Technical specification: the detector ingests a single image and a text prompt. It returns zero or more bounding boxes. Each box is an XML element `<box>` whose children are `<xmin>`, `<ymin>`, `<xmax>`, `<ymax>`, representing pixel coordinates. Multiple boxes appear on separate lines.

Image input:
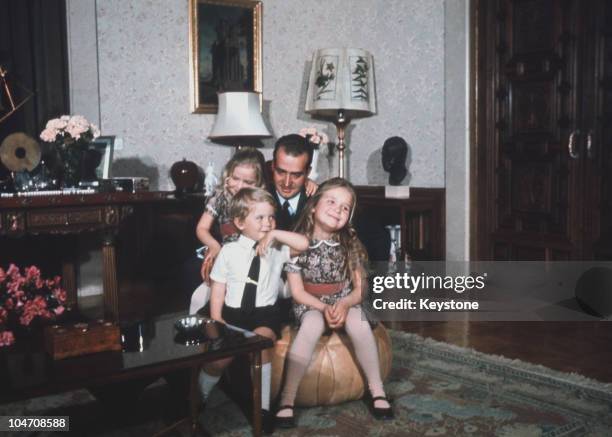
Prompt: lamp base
<box><xmin>333</xmin><ymin>111</ymin><xmax>349</xmax><ymax>179</ymax></box>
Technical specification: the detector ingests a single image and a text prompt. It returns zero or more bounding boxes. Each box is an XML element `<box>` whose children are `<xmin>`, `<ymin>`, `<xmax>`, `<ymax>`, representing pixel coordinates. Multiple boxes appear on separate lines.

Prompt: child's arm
<box><xmin>196</xmin><ymin>212</ymin><xmax>222</xmax><ymax>253</ymax></box>
<box><xmin>256</xmin><ymin>230</ymin><xmax>309</xmax><ymax>257</ymax></box>
<box><xmin>196</xmin><ymin>212</ymin><xmax>222</xmax><ymax>281</ymax></box>
<box><xmin>209</xmin><ymin>280</ymin><xmax>227</xmax><ymax>324</ymax></box>
<box><xmin>328</xmin><ymin>268</ymin><xmax>365</xmax><ymax>328</ymax></box>
<box><xmin>287</xmin><ymin>272</ymin><xmax>329</xmax><ymax>313</ymax></box>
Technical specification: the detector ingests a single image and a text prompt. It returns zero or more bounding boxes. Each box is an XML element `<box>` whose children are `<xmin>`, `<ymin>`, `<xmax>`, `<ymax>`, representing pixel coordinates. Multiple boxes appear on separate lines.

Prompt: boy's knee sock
<box><xmin>198</xmin><ymin>369</ymin><xmax>221</xmax><ymax>401</ymax></box>
<box><xmin>261</xmin><ymin>363</ymin><xmax>271</xmax><ymax>411</ymax></box>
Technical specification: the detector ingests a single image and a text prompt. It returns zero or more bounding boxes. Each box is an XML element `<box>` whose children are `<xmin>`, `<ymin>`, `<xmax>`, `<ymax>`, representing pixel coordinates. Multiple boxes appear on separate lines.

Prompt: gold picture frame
<box><xmin>189</xmin><ymin>0</ymin><xmax>262</xmax><ymax>113</ymax></box>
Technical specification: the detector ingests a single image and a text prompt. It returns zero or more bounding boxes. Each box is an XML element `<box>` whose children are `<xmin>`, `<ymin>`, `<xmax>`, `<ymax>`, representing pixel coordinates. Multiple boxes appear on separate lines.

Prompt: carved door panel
<box><xmin>475</xmin><ymin>0</ymin><xmax>611</xmax><ymax>260</ymax></box>
<box><xmin>586</xmin><ymin>0</ymin><xmax>612</xmax><ymax>259</ymax></box>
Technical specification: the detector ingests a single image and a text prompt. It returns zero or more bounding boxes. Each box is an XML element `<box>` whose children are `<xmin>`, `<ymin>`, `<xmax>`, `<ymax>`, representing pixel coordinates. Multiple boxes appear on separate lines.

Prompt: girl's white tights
<box><xmin>277</xmin><ymin>307</ymin><xmax>388</xmax><ymax>416</ymax></box>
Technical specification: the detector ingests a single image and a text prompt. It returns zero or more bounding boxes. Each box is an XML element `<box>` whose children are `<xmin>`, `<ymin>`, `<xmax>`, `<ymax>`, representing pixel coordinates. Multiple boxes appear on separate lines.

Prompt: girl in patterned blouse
<box><xmin>275</xmin><ymin>178</ymin><xmax>393</xmax><ymax>428</ymax></box>
<box><xmin>189</xmin><ymin>147</ymin><xmax>266</xmax><ymax>314</ymax></box>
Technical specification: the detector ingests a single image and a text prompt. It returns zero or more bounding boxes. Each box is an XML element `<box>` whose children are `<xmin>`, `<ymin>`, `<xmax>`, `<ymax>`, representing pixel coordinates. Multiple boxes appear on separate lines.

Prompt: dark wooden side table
<box><xmin>0</xmin><ymin>191</ymin><xmax>184</xmax><ymax>321</ymax></box>
<box><xmin>355</xmin><ymin>186</ymin><xmax>446</xmax><ymax>260</ymax></box>
<box><xmin>0</xmin><ymin>313</ymin><xmax>273</xmax><ymax>436</ymax></box>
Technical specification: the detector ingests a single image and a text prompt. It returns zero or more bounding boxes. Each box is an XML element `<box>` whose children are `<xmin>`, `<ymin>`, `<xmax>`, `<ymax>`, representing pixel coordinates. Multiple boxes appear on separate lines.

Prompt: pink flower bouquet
<box><xmin>39</xmin><ymin>115</ymin><xmax>101</xmax><ymax>188</ymax></box>
<box><xmin>298</xmin><ymin>127</ymin><xmax>329</xmax><ymax>150</ymax></box>
<box><xmin>40</xmin><ymin>115</ymin><xmax>100</xmax><ymax>144</ymax></box>
<box><xmin>0</xmin><ymin>264</ymin><xmax>67</xmax><ymax>347</ymax></box>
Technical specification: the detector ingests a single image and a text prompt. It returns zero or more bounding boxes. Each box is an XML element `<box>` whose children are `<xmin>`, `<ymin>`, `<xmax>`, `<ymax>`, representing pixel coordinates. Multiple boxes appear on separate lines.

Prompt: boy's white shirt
<box><xmin>209</xmin><ymin>234</ymin><xmax>291</xmax><ymax>308</ymax></box>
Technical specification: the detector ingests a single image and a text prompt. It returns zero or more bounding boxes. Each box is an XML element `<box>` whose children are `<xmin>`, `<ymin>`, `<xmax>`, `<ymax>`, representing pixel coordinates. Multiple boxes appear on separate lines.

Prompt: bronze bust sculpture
<box><xmin>381</xmin><ymin>136</ymin><xmax>408</xmax><ymax>185</ymax></box>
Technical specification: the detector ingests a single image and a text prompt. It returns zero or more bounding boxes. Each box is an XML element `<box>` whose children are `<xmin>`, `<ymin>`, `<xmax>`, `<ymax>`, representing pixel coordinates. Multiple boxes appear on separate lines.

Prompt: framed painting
<box><xmin>189</xmin><ymin>0</ymin><xmax>262</xmax><ymax>113</ymax></box>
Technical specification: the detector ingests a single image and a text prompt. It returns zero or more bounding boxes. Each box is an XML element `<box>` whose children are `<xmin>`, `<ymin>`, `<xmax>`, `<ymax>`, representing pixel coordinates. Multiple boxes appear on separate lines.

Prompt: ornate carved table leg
<box><xmin>61</xmin><ymin>260</ymin><xmax>77</xmax><ymax>307</ymax></box>
<box><xmin>102</xmin><ymin>230</ymin><xmax>119</xmax><ymax>321</ymax></box>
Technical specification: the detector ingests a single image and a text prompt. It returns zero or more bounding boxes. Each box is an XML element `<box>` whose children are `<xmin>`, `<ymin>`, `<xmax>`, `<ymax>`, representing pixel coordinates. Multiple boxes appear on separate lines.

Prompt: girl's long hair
<box><xmin>293</xmin><ymin>177</ymin><xmax>368</xmax><ymax>277</ymax></box>
<box><xmin>220</xmin><ymin>147</ymin><xmax>267</xmax><ymax>192</ymax></box>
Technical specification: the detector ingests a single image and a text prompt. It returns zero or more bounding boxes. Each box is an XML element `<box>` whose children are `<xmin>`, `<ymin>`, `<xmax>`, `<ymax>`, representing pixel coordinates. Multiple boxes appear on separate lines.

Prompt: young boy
<box><xmin>198</xmin><ymin>187</ymin><xmax>308</xmax><ymax>427</ymax></box>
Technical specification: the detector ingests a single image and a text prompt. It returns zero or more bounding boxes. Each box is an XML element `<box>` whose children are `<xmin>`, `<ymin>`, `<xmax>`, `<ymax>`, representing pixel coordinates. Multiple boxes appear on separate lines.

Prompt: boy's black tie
<box><xmin>241</xmin><ymin>242</ymin><xmax>260</xmax><ymax>313</ymax></box>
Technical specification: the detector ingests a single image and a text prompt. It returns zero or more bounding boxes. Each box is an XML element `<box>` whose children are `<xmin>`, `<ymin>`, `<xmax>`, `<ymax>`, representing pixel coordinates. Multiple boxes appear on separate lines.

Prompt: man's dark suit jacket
<box><xmin>269</xmin><ymin>185</ymin><xmax>308</xmax><ymax>231</ymax></box>
<box><xmin>268</xmin><ymin>185</ymin><xmax>308</xmax><ymax>325</ymax></box>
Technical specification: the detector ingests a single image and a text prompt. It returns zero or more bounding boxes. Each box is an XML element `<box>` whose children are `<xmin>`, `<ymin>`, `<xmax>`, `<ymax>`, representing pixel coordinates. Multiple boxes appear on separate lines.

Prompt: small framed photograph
<box><xmin>188</xmin><ymin>0</ymin><xmax>263</xmax><ymax>113</ymax></box>
<box><xmin>89</xmin><ymin>135</ymin><xmax>114</xmax><ymax>179</ymax></box>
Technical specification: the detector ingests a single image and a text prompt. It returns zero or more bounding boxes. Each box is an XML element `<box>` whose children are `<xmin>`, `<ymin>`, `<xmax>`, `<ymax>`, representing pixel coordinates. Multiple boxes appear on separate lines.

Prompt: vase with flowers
<box><xmin>0</xmin><ymin>264</ymin><xmax>68</xmax><ymax>347</ymax></box>
<box><xmin>40</xmin><ymin>115</ymin><xmax>100</xmax><ymax>188</ymax></box>
<box><xmin>298</xmin><ymin>127</ymin><xmax>329</xmax><ymax>181</ymax></box>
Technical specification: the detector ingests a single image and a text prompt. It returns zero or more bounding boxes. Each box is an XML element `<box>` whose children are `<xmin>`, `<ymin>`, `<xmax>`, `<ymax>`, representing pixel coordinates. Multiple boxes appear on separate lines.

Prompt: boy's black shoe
<box><xmin>262</xmin><ymin>409</ymin><xmax>275</xmax><ymax>435</ymax></box>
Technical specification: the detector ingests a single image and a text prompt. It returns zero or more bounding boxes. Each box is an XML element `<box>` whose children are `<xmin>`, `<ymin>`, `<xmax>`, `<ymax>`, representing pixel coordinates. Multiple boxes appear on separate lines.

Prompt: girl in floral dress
<box><xmin>189</xmin><ymin>147</ymin><xmax>266</xmax><ymax>314</ymax></box>
<box><xmin>275</xmin><ymin>178</ymin><xmax>393</xmax><ymax>428</ymax></box>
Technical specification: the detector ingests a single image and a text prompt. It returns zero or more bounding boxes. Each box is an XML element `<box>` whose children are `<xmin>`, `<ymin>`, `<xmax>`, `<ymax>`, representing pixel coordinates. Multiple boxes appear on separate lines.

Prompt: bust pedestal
<box><xmin>385</xmin><ymin>185</ymin><xmax>411</xmax><ymax>199</ymax></box>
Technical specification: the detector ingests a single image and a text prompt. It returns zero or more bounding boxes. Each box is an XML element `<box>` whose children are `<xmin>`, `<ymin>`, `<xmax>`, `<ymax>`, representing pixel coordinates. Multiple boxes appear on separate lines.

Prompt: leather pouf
<box><xmin>271</xmin><ymin>323</ymin><xmax>392</xmax><ymax>406</ymax></box>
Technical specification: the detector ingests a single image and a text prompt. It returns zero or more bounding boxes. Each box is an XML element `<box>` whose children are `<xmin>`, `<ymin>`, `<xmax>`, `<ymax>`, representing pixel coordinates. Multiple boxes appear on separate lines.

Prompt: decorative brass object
<box><xmin>0</xmin><ymin>65</ymin><xmax>33</xmax><ymax>125</ymax></box>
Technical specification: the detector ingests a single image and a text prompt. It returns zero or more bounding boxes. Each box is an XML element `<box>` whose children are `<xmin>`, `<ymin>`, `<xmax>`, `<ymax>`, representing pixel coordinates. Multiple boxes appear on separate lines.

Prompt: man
<box><xmin>269</xmin><ymin>134</ymin><xmax>391</xmax><ymax>262</ymax></box>
<box><xmin>266</xmin><ymin>134</ymin><xmax>316</xmax><ymax>330</ymax></box>
<box><xmin>269</xmin><ymin>134</ymin><xmax>313</xmax><ymax>231</ymax></box>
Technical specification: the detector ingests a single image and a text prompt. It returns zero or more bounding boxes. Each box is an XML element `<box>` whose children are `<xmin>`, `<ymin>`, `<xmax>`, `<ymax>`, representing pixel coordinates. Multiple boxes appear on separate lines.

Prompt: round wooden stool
<box><xmin>271</xmin><ymin>323</ymin><xmax>392</xmax><ymax>406</ymax></box>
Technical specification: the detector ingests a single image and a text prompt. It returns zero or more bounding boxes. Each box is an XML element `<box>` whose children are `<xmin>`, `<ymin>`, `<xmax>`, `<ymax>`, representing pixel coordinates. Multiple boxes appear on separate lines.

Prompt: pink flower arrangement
<box><xmin>40</xmin><ymin>114</ymin><xmax>100</xmax><ymax>144</ymax></box>
<box><xmin>0</xmin><ymin>264</ymin><xmax>67</xmax><ymax>347</ymax></box>
<box><xmin>298</xmin><ymin>127</ymin><xmax>329</xmax><ymax>150</ymax></box>
<box><xmin>298</xmin><ymin>127</ymin><xmax>329</xmax><ymax>181</ymax></box>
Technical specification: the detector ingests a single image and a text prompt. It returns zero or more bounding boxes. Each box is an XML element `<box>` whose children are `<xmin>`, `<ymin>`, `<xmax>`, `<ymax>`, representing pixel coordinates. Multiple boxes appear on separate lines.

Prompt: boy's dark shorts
<box><xmin>222</xmin><ymin>303</ymin><xmax>282</xmax><ymax>338</ymax></box>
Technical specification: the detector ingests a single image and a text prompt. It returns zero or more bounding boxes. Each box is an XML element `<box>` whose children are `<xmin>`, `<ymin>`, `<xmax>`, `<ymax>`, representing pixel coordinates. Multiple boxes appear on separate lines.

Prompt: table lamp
<box><xmin>304</xmin><ymin>48</ymin><xmax>376</xmax><ymax>178</ymax></box>
<box><xmin>209</xmin><ymin>91</ymin><xmax>272</xmax><ymax>149</ymax></box>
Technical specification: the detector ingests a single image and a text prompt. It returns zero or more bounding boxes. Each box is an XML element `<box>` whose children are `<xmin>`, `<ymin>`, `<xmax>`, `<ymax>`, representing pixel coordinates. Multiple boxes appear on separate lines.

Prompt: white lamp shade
<box><xmin>305</xmin><ymin>48</ymin><xmax>377</xmax><ymax>118</ymax></box>
<box><xmin>209</xmin><ymin>92</ymin><xmax>271</xmax><ymax>139</ymax></box>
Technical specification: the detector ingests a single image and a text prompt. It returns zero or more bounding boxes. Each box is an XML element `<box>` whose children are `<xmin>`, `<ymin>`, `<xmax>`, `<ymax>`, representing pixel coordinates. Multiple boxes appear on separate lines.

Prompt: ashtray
<box><xmin>174</xmin><ymin>316</ymin><xmax>222</xmax><ymax>346</ymax></box>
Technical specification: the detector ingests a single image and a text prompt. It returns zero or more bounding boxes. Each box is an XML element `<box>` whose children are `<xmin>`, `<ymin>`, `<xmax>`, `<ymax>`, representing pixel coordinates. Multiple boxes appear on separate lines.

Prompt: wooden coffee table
<box><xmin>0</xmin><ymin>313</ymin><xmax>274</xmax><ymax>436</ymax></box>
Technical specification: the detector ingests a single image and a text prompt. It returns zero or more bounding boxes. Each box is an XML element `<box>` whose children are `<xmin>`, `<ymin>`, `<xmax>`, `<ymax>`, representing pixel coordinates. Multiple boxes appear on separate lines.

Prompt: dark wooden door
<box><xmin>586</xmin><ymin>1</ymin><xmax>612</xmax><ymax>259</ymax></box>
<box><xmin>474</xmin><ymin>0</ymin><xmax>612</xmax><ymax>260</ymax></box>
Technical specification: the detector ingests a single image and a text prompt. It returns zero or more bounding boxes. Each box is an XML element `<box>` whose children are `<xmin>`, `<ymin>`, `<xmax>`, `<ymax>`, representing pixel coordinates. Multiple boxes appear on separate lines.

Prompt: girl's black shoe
<box><xmin>274</xmin><ymin>405</ymin><xmax>296</xmax><ymax>429</ymax></box>
<box><xmin>368</xmin><ymin>396</ymin><xmax>394</xmax><ymax>420</ymax></box>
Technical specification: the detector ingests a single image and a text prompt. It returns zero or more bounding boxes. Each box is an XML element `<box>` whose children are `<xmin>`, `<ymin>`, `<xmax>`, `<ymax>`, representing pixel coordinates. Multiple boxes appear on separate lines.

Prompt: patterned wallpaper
<box><xmin>75</xmin><ymin>0</ymin><xmax>445</xmax><ymax>190</ymax></box>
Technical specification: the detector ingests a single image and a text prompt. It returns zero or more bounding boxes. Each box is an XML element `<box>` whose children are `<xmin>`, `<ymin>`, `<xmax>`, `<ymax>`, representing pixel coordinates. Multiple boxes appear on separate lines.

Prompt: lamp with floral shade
<box><xmin>304</xmin><ymin>48</ymin><xmax>377</xmax><ymax>179</ymax></box>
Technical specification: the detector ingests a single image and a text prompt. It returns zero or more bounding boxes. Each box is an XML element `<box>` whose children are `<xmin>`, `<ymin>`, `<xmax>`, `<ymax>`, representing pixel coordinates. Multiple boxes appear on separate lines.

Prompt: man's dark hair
<box><xmin>273</xmin><ymin>134</ymin><xmax>313</xmax><ymax>168</ymax></box>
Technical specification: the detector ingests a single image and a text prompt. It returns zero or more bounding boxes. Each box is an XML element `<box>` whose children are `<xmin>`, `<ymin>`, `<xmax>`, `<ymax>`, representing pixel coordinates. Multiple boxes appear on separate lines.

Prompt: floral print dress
<box><xmin>196</xmin><ymin>189</ymin><xmax>239</xmax><ymax>259</ymax></box>
<box><xmin>285</xmin><ymin>239</ymin><xmax>362</xmax><ymax>324</ymax></box>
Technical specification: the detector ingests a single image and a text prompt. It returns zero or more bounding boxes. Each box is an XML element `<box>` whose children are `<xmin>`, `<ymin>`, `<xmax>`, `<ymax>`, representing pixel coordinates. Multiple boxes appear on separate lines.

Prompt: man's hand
<box><xmin>305</xmin><ymin>179</ymin><xmax>318</xmax><ymax>197</ymax></box>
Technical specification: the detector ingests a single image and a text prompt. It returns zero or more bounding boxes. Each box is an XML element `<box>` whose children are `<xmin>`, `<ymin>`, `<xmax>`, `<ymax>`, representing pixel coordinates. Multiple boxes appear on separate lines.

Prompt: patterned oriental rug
<box><xmin>1</xmin><ymin>331</ymin><xmax>611</xmax><ymax>436</ymax></box>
